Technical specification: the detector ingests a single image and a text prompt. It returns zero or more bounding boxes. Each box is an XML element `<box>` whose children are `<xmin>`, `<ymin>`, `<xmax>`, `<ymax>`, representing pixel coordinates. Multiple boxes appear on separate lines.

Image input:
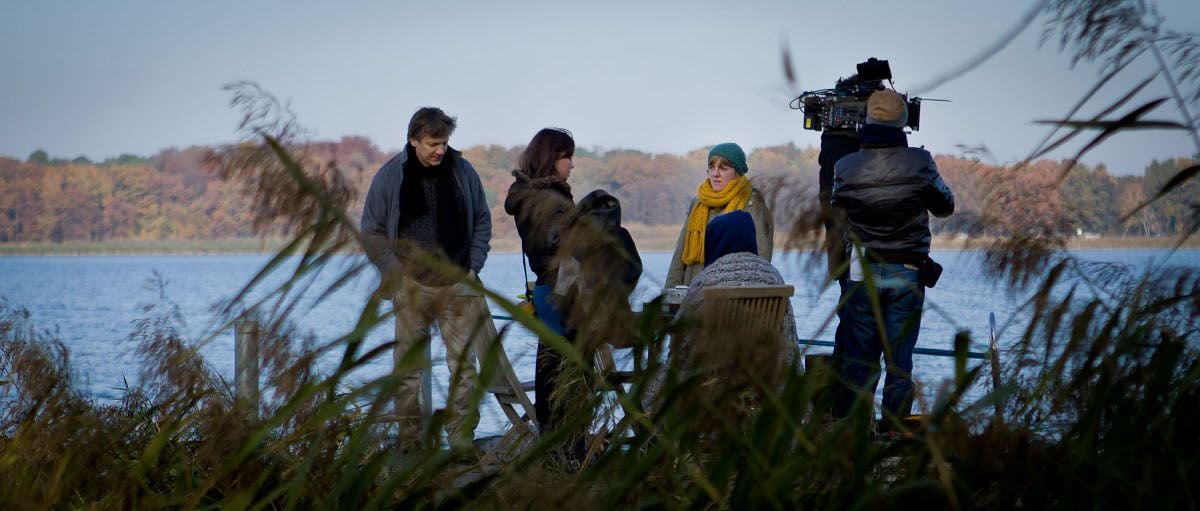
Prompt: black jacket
<box><xmin>569</xmin><ymin>189</ymin><xmax>643</xmax><ymax>291</ymax></box>
<box><xmin>831</xmin><ymin>146</ymin><xmax>955</xmax><ymax>255</ymax></box>
<box><xmin>557</xmin><ymin>190</ymin><xmax>643</xmax><ymax>338</ymax></box>
<box><xmin>503</xmin><ymin>170</ymin><xmax>574</xmax><ymax>286</ymax></box>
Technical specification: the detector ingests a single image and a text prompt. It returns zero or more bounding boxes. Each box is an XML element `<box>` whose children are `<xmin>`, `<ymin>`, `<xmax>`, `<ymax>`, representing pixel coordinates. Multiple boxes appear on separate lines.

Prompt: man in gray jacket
<box><xmin>360</xmin><ymin>106</ymin><xmax>493</xmax><ymax>450</ymax></box>
<box><xmin>831</xmin><ymin>90</ymin><xmax>955</xmax><ymax>428</ymax></box>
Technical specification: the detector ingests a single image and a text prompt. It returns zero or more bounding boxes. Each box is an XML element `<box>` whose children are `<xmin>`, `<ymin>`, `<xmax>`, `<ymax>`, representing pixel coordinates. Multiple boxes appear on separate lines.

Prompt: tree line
<box><xmin>1</xmin><ymin>137</ymin><xmax>1195</xmax><ymax>244</ymax></box>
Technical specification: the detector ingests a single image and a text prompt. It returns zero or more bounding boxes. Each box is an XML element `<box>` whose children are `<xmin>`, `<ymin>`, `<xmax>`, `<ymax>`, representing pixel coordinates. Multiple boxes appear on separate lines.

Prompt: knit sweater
<box><xmin>678</xmin><ymin>251</ymin><xmax>797</xmax><ymax>345</ymax></box>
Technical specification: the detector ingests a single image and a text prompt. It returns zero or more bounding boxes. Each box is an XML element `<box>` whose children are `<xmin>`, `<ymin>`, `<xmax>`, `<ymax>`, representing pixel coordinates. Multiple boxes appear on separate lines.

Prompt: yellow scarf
<box><xmin>681</xmin><ymin>175</ymin><xmax>752</xmax><ymax>265</ymax></box>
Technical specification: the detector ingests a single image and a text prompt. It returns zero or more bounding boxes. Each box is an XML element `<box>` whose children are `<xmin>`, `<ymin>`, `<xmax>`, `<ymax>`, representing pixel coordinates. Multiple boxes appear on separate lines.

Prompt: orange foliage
<box><xmin>1</xmin><ymin>139</ymin><xmax>1188</xmax><ymax>244</ymax></box>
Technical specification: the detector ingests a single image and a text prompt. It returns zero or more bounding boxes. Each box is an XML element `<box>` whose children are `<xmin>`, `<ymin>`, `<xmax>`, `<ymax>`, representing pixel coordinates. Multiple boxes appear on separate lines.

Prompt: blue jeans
<box><xmin>833</xmin><ymin>263</ymin><xmax>925</xmax><ymax>420</ymax></box>
<box><xmin>532</xmin><ymin>284</ymin><xmax>568</xmax><ymax>432</ymax></box>
<box><xmin>532</xmin><ymin>284</ymin><xmax>568</xmax><ymax>336</ymax></box>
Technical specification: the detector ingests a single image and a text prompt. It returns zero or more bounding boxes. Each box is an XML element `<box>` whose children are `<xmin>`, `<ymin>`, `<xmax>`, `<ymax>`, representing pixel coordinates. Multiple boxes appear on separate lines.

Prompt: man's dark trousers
<box><xmin>833</xmin><ymin>262</ymin><xmax>924</xmax><ymax>421</ymax></box>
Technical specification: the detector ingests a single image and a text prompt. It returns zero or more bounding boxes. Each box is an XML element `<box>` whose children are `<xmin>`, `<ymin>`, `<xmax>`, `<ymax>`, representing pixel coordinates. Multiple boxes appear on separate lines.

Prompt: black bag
<box><xmin>918</xmin><ymin>257</ymin><xmax>943</xmax><ymax>288</ymax></box>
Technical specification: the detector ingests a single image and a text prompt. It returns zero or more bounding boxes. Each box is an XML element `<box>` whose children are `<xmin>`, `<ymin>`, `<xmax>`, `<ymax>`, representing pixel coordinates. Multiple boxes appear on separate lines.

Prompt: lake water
<box><xmin>2</xmin><ymin>248</ymin><xmax>1198</xmax><ymax>437</ymax></box>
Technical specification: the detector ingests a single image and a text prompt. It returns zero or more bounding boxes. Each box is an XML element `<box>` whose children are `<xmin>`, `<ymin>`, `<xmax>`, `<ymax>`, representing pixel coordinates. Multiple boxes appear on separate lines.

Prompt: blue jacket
<box><xmin>832</xmin><ymin>146</ymin><xmax>954</xmax><ymax>255</ymax></box>
<box><xmin>360</xmin><ymin>148</ymin><xmax>492</xmax><ymax>279</ymax></box>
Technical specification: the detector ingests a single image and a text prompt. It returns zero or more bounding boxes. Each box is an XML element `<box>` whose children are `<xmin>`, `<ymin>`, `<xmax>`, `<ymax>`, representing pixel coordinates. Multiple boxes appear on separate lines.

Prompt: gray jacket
<box><xmin>360</xmin><ymin>148</ymin><xmax>492</xmax><ymax>278</ymax></box>
<box><xmin>831</xmin><ymin>146</ymin><xmax>954</xmax><ymax>254</ymax></box>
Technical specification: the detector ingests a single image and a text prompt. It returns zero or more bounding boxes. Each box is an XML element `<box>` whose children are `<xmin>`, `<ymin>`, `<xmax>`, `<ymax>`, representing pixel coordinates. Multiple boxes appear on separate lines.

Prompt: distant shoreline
<box><xmin>2</xmin><ymin>233</ymin><xmax>1197</xmax><ymax>256</ymax></box>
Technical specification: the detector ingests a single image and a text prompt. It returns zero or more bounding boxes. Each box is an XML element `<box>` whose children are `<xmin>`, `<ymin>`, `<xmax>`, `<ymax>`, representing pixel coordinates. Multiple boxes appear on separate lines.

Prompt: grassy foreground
<box><xmin>2</xmin><ymin>135</ymin><xmax>1198</xmax><ymax>507</ymax></box>
<box><xmin>3</xmin><ymin>240</ymin><xmax>1199</xmax><ymax>509</ymax></box>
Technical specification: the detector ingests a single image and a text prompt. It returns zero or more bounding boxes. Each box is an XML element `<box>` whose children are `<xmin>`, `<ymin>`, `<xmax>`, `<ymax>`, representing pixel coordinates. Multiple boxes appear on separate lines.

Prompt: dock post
<box><xmin>234</xmin><ymin>316</ymin><xmax>261</xmax><ymax>417</ymax></box>
<box><xmin>989</xmin><ymin>312</ymin><xmax>1003</xmax><ymax>426</ymax></box>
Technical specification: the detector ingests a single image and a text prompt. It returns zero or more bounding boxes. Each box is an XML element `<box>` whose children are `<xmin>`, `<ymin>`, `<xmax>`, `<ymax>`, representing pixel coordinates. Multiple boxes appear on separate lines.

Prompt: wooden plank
<box><xmin>702</xmin><ymin>285</ymin><xmax>794</xmax><ymax>301</ymax></box>
<box><xmin>472</xmin><ymin>315</ymin><xmax>538</xmax><ymax>433</ymax></box>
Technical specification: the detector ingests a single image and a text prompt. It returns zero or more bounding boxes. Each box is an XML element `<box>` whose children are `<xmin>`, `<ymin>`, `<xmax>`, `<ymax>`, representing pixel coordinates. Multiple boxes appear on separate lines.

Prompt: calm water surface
<box><xmin>3</xmin><ymin>249</ymin><xmax>1198</xmax><ymax>437</ymax></box>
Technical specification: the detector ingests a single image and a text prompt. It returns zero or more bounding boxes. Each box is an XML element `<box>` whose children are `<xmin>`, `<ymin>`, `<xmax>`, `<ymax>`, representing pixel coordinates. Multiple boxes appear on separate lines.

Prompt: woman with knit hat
<box><xmin>664</xmin><ymin>142</ymin><xmax>774</xmax><ymax>288</ymax></box>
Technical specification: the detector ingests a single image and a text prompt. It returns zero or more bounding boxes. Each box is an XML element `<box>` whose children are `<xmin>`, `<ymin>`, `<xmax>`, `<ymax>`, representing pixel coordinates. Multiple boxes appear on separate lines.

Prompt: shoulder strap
<box><xmin>521</xmin><ymin>240</ymin><xmax>533</xmax><ymax>297</ymax></box>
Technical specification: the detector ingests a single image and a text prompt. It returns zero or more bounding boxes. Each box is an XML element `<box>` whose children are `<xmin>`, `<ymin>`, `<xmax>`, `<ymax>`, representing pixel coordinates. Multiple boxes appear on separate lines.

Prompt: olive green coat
<box><xmin>665</xmin><ymin>187</ymin><xmax>773</xmax><ymax>288</ymax></box>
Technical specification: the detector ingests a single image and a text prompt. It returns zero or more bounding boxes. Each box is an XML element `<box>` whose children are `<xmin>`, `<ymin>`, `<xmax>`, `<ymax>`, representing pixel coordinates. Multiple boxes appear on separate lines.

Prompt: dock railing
<box><xmin>487</xmin><ymin>314</ymin><xmax>994</xmax><ymax>360</ymax></box>
<box><xmin>230</xmin><ymin>312</ymin><xmax>997</xmax><ymax>421</ymax></box>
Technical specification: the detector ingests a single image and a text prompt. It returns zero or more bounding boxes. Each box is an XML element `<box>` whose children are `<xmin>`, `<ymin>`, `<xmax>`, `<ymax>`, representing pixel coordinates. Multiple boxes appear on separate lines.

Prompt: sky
<box><xmin>1</xmin><ymin>0</ymin><xmax>1198</xmax><ymax>175</ymax></box>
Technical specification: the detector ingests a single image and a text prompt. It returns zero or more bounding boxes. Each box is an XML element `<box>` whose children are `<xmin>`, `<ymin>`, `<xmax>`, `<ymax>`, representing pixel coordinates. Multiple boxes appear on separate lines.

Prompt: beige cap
<box><xmin>866</xmin><ymin>90</ymin><xmax>908</xmax><ymax>128</ymax></box>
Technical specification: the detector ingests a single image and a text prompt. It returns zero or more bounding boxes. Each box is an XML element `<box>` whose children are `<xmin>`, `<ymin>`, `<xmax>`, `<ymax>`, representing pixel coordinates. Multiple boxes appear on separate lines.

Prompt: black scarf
<box><xmin>399</xmin><ymin>145</ymin><xmax>469</xmax><ymax>268</ymax></box>
<box><xmin>859</xmin><ymin>124</ymin><xmax>909</xmax><ymax>148</ymax></box>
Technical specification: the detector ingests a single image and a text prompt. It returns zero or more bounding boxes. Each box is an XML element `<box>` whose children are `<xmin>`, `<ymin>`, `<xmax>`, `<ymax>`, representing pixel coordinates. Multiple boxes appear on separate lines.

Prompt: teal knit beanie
<box><xmin>708</xmin><ymin>142</ymin><xmax>748</xmax><ymax>175</ymax></box>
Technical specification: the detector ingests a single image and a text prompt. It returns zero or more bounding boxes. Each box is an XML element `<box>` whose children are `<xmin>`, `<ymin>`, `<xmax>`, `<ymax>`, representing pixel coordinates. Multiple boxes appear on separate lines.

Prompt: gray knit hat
<box><xmin>865</xmin><ymin>90</ymin><xmax>908</xmax><ymax>128</ymax></box>
<box><xmin>708</xmin><ymin>142</ymin><xmax>748</xmax><ymax>175</ymax></box>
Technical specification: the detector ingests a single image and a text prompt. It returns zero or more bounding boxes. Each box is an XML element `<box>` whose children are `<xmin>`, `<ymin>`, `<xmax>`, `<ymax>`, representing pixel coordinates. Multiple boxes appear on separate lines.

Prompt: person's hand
<box><xmin>376</xmin><ymin>265</ymin><xmax>406</xmax><ymax>300</ymax></box>
<box><xmin>454</xmin><ymin>269</ymin><xmax>482</xmax><ymax>297</ymax></box>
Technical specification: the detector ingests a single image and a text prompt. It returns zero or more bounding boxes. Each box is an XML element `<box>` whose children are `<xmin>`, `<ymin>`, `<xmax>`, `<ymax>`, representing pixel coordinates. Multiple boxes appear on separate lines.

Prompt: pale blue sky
<box><xmin>2</xmin><ymin>0</ymin><xmax>1197</xmax><ymax>174</ymax></box>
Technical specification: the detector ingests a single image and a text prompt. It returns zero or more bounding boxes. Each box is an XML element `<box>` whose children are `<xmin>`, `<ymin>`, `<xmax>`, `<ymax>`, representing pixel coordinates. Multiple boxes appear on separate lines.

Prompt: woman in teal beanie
<box><xmin>664</xmin><ymin>142</ymin><xmax>774</xmax><ymax>288</ymax></box>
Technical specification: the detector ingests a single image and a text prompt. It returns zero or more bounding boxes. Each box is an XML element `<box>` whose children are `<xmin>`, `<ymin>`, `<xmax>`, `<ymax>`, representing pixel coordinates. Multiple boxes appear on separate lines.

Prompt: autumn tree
<box><xmin>0</xmin><ymin>136</ymin><xmax>1191</xmax><ymax>245</ymax></box>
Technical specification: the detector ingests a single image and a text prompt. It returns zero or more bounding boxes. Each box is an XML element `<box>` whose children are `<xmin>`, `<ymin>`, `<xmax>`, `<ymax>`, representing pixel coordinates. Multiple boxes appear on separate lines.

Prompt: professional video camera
<box><xmin>791</xmin><ymin>58</ymin><xmax>923</xmax><ymax>132</ymax></box>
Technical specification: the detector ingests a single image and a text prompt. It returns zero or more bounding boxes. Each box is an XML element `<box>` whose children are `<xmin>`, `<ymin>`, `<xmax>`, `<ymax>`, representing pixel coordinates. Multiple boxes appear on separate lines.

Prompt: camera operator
<box><xmin>829</xmin><ymin>90</ymin><xmax>955</xmax><ymax>428</ymax></box>
<box><xmin>818</xmin><ymin>129</ymin><xmax>859</xmax><ymax>283</ymax></box>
